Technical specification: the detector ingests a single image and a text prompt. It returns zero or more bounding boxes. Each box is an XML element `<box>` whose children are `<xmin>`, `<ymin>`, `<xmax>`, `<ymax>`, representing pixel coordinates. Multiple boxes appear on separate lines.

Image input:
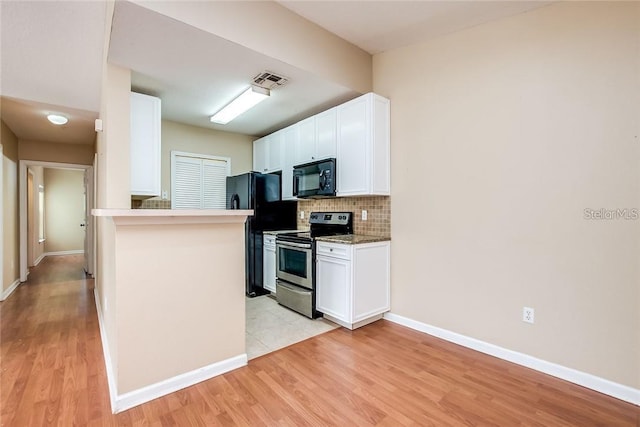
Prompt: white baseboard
<box><xmin>383</xmin><ymin>312</ymin><xmax>640</xmax><ymax>406</ymax></box>
<box><xmin>0</xmin><ymin>279</ymin><xmax>21</xmax><ymax>301</ymax></box>
<box><xmin>114</xmin><ymin>354</ymin><xmax>247</xmax><ymax>413</ymax></box>
<box><xmin>93</xmin><ymin>289</ymin><xmax>118</xmax><ymax>412</ymax></box>
<box><xmin>44</xmin><ymin>250</ymin><xmax>85</xmax><ymax>257</ymax></box>
<box><xmin>33</xmin><ymin>250</ymin><xmax>84</xmax><ymax>267</ymax></box>
<box><xmin>93</xmin><ymin>289</ymin><xmax>247</xmax><ymax>414</ymax></box>
<box><xmin>33</xmin><ymin>253</ymin><xmax>45</xmax><ymax>266</ymax></box>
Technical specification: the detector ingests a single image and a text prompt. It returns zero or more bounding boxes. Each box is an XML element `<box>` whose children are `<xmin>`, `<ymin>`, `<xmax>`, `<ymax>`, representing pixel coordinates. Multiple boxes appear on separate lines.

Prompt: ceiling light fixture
<box><xmin>210</xmin><ymin>85</ymin><xmax>270</xmax><ymax>124</ymax></box>
<box><xmin>47</xmin><ymin>114</ymin><xmax>68</xmax><ymax>125</ymax></box>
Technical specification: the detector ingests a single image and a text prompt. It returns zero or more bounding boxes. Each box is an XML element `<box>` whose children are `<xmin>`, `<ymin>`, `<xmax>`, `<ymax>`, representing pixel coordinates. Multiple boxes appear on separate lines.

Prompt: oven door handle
<box><xmin>277</xmin><ymin>241</ymin><xmax>312</xmax><ymax>250</ymax></box>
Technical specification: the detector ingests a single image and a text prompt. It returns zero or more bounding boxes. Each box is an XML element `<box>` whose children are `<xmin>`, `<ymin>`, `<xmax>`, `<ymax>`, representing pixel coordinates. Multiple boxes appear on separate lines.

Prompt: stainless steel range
<box><xmin>275</xmin><ymin>212</ymin><xmax>353</xmax><ymax>318</ymax></box>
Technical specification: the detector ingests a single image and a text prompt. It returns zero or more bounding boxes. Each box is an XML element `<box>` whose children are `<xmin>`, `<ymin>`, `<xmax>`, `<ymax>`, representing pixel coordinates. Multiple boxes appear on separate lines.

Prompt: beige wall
<box><xmin>2</xmin><ymin>120</ymin><xmax>19</xmax><ymax>294</ymax></box>
<box><xmin>43</xmin><ymin>168</ymin><xmax>85</xmax><ymax>253</ymax></box>
<box><xmin>133</xmin><ymin>0</ymin><xmax>372</xmax><ymax>94</ymax></box>
<box><xmin>95</xmin><ymin>57</ymin><xmax>132</xmax><ymax>388</ymax></box>
<box><xmin>374</xmin><ymin>2</ymin><xmax>640</xmax><ymax>388</ymax></box>
<box><xmin>96</xmin><ymin>64</ymin><xmax>248</xmax><ymax>396</ymax></box>
<box><xmin>19</xmin><ymin>140</ymin><xmax>95</xmax><ymax>165</ymax></box>
<box><xmin>116</xmin><ymin>222</ymin><xmax>245</xmax><ymax>393</ymax></box>
<box><xmin>159</xmin><ymin>120</ymin><xmax>253</xmax><ymax>199</ymax></box>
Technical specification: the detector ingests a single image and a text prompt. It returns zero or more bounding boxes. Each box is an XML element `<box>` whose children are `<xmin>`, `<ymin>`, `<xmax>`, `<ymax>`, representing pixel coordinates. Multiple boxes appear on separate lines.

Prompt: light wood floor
<box><xmin>1</xmin><ymin>256</ymin><xmax>637</xmax><ymax>426</ymax></box>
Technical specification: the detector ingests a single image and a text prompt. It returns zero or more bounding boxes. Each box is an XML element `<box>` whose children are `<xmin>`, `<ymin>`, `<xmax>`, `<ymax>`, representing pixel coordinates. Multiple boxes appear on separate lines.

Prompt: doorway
<box><xmin>27</xmin><ymin>169</ymin><xmax>35</xmax><ymax>266</ymax></box>
<box><xmin>19</xmin><ymin>161</ymin><xmax>94</xmax><ymax>282</ymax></box>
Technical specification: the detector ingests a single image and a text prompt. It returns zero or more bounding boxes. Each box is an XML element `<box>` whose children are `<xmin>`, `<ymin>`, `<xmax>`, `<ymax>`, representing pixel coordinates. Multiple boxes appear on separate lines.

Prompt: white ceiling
<box><xmin>0</xmin><ymin>97</ymin><xmax>97</xmax><ymax>145</ymax></box>
<box><xmin>278</xmin><ymin>1</ymin><xmax>554</xmax><ymax>55</ymax></box>
<box><xmin>108</xmin><ymin>1</ymin><xmax>358</xmax><ymax>137</ymax></box>
<box><xmin>0</xmin><ymin>0</ymin><xmax>555</xmax><ymax>144</ymax></box>
<box><xmin>0</xmin><ymin>1</ymin><xmax>104</xmax><ymax>145</ymax></box>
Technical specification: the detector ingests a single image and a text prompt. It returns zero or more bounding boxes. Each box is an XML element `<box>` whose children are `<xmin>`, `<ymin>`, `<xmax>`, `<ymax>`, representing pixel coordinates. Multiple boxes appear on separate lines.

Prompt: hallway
<box><xmin>1</xmin><ymin>256</ymin><xmax>637</xmax><ymax>426</ymax></box>
<box><xmin>0</xmin><ymin>255</ymin><xmax>111</xmax><ymax>425</ymax></box>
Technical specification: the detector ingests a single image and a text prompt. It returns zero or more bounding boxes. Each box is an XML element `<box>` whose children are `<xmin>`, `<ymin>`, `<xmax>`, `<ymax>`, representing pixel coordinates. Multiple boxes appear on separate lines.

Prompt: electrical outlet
<box><xmin>523</xmin><ymin>307</ymin><xmax>535</xmax><ymax>324</ymax></box>
<box><xmin>161</xmin><ymin>190</ymin><xmax>168</xmax><ymax>200</ymax></box>
<box><xmin>299</xmin><ymin>211</ymin><xmax>304</xmax><ymax>219</ymax></box>
<box><xmin>362</xmin><ymin>210</ymin><xmax>368</xmax><ymax>221</ymax></box>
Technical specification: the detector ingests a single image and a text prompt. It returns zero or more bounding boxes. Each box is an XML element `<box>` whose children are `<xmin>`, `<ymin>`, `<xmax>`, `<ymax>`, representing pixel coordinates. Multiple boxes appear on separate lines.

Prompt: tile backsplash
<box><xmin>132</xmin><ymin>195</ymin><xmax>391</xmax><ymax>238</ymax></box>
<box><xmin>297</xmin><ymin>196</ymin><xmax>390</xmax><ymax>237</ymax></box>
<box><xmin>131</xmin><ymin>199</ymin><xmax>171</xmax><ymax>209</ymax></box>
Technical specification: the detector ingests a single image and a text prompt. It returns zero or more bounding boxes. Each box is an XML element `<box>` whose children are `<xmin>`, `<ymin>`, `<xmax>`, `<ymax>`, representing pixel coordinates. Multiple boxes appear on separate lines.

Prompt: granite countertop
<box><xmin>315</xmin><ymin>234</ymin><xmax>391</xmax><ymax>245</ymax></box>
<box><xmin>92</xmin><ymin>208</ymin><xmax>253</xmax><ymax>226</ymax></box>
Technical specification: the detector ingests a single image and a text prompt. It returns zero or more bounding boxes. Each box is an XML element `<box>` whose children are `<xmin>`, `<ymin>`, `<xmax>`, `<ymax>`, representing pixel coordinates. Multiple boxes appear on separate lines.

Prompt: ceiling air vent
<box><xmin>252</xmin><ymin>71</ymin><xmax>289</xmax><ymax>90</ymax></box>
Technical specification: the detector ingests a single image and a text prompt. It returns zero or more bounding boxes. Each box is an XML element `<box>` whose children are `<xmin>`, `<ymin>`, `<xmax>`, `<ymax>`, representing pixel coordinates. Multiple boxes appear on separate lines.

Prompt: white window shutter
<box><xmin>202</xmin><ymin>159</ymin><xmax>227</xmax><ymax>209</ymax></box>
<box><xmin>171</xmin><ymin>151</ymin><xmax>231</xmax><ymax>209</ymax></box>
<box><xmin>173</xmin><ymin>156</ymin><xmax>203</xmax><ymax>209</ymax></box>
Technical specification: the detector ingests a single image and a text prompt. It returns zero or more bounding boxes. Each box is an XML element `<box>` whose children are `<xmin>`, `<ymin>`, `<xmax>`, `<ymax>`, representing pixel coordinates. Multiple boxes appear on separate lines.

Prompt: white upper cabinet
<box><xmin>295</xmin><ymin>116</ymin><xmax>316</xmax><ymax>165</ymax></box>
<box><xmin>130</xmin><ymin>92</ymin><xmax>161</xmax><ymax>198</ymax></box>
<box><xmin>252</xmin><ymin>136</ymin><xmax>268</xmax><ymax>173</ymax></box>
<box><xmin>253</xmin><ymin>131</ymin><xmax>284</xmax><ymax>174</ymax></box>
<box><xmin>281</xmin><ymin>125</ymin><xmax>298</xmax><ymax>200</ymax></box>
<box><xmin>268</xmin><ymin>131</ymin><xmax>284</xmax><ymax>172</ymax></box>
<box><xmin>315</xmin><ymin>107</ymin><xmax>337</xmax><ymax>160</ymax></box>
<box><xmin>294</xmin><ymin>108</ymin><xmax>337</xmax><ymax>165</ymax></box>
<box><xmin>336</xmin><ymin>93</ymin><xmax>390</xmax><ymax>197</ymax></box>
<box><xmin>253</xmin><ymin>92</ymin><xmax>390</xmax><ymax>198</ymax></box>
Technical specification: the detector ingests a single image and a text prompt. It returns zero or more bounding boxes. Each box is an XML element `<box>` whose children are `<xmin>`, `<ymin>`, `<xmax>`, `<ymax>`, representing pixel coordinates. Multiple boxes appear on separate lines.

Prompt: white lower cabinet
<box><xmin>263</xmin><ymin>235</ymin><xmax>276</xmax><ymax>293</ymax></box>
<box><xmin>316</xmin><ymin>240</ymin><xmax>390</xmax><ymax>329</ymax></box>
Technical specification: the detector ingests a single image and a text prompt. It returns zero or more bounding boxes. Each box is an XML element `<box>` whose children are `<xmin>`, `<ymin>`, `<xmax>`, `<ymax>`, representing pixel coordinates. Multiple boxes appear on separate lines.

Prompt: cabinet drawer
<box><xmin>316</xmin><ymin>242</ymin><xmax>350</xmax><ymax>260</ymax></box>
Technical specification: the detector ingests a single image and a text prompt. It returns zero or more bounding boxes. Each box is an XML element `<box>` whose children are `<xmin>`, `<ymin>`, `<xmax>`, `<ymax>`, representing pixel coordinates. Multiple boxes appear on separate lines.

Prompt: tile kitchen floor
<box><xmin>246</xmin><ymin>294</ymin><xmax>339</xmax><ymax>360</ymax></box>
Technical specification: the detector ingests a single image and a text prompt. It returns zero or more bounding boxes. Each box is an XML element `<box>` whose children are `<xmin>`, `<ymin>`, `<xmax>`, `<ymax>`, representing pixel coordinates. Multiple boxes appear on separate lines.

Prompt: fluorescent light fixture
<box><xmin>47</xmin><ymin>114</ymin><xmax>68</xmax><ymax>125</ymax></box>
<box><xmin>210</xmin><ymin>86</ymin><xmax>270</xmax><ymax>124</ymax></box>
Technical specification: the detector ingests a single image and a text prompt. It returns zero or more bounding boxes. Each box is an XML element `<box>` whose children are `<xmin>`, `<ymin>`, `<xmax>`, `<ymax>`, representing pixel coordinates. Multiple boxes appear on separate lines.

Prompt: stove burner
<box><xmin>276</xmin><ymin>211</ymin><xmax>353</xmax><ymax>244</ymax></box>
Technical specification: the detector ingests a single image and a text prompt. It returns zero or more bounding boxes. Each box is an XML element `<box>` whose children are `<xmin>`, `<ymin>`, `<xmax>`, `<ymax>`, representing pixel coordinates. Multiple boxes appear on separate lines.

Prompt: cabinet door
<box><xmin>315</xmin><ymin>108</ymin><xmax>337</xmax><ymax>160</ymax></box>
<box><xmin>253</xmin><ymin>137</ymin><xmax>268</xmax><ymax>173</ymax></box>
<box><xmin>295</xmin><ymin>117</ymin><xmax>316</xmax><ymax>165</ymax></box>
<box><xmin>352</xmin><ymin>243</ymin><xmax>390</xmax><ymax>322</ymax></box>
<box><xmin>316</xmin><ymin>255</ymin><xmax>351</xmax><ymax>322</ymax></box>
<box><xmin>281</xmin><ymin>126</ymin><xmax>297</xmax><ymax>200</ymax></box>
<box><xmin>267</xmin><ymin>131</ymin><xmax>284</xmax><ymax>172</ymax></box>
<box><xmin>337</xmin><ymin>96</ymin><xmax>369</xmax><ymax>196</ymax></box>
<box><xmin>263</xmin><ymin>245</ymin><xmax>276</xmax><ymax>293</ymax></box>
<box><xmin>130</xmin><ymin>92</ymin><xmax>161</xmax><ymax>197</ymax></box>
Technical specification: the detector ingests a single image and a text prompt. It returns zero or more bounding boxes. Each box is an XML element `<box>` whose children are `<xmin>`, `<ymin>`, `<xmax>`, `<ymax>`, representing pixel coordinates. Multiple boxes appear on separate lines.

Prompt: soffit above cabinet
<box><xmin>108</xmin><ymin>1</ymin><xmax>360</xmax><ymax>137</ymax></box>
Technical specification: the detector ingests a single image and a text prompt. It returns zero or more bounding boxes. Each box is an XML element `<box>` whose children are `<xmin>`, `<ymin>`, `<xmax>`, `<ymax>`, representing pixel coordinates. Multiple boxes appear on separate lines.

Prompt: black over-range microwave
<box><xmin>293</xmin><ymin>158</ymin><xmax>336</xmax><ymax>198</ymax></box>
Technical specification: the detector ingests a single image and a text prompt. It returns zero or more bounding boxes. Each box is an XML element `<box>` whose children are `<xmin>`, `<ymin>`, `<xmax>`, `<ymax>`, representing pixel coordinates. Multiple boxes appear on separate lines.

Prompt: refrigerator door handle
<box><xmin>230</xmin><ymin>194</ymin><xmax>240</xmax><ymax>210</ymax></box>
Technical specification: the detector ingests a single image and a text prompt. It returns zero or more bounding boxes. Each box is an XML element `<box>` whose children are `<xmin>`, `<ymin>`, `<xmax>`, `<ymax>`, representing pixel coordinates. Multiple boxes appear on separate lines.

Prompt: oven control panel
<box><xmin>309</xmin><ymin>212</ymin><xmax>352</xmax><ymax>225</ymax></box>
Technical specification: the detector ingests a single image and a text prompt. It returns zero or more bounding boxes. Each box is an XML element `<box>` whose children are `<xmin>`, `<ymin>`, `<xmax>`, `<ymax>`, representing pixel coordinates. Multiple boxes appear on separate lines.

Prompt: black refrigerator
<box><xmin>226</xmin><ymin>172</ymin><xmax>297</xmax><ymax>297</ymax></box>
